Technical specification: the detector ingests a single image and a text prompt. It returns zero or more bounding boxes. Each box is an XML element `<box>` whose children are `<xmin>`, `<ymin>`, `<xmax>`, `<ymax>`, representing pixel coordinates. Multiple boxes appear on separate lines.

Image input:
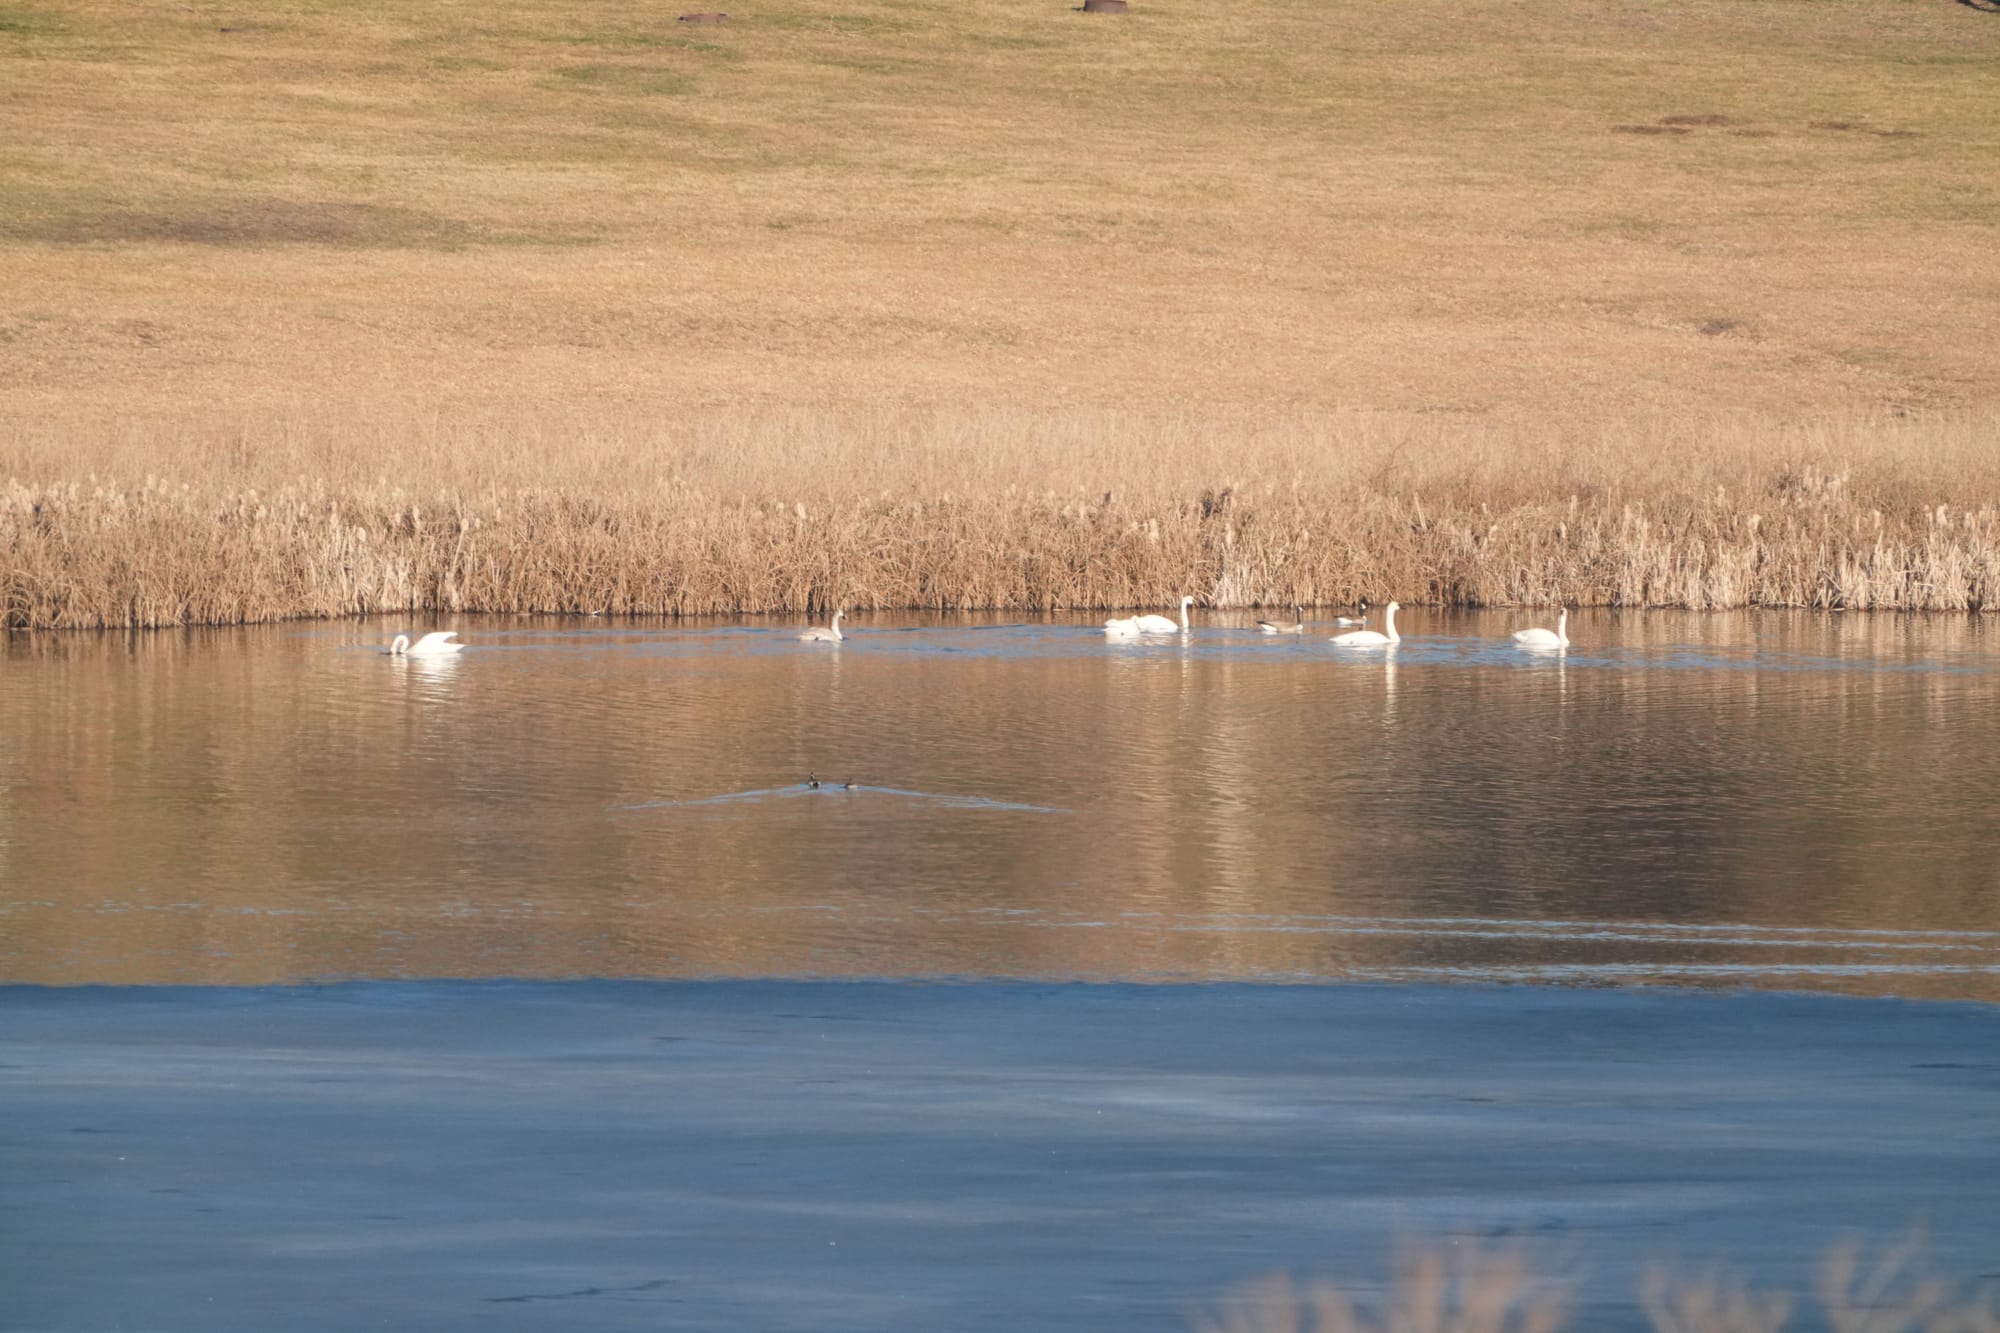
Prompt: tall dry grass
<box><xmin>5</xmin><ymin>409</ymin><xmax>1997</xmax><ymax>629</ymax></box>
<box><xmin>1190</xmin><ymin>1236</ymin><xmax>2000</xmax><ymax>1333</ymax></box>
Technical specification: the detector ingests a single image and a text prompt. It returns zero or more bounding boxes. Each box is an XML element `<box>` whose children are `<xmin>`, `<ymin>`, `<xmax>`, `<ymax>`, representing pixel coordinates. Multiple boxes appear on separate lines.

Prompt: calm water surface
<box><xmin>4</xmin><ymin>609</ymin><xmax>1997</xmax><ymax>995</ymax></box>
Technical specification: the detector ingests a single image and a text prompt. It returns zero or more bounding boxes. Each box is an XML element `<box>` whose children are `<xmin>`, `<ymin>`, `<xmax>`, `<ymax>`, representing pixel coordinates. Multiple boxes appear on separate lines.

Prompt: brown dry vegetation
<box><xmin>3</xmin><ymin>0</ymin><xmax>1998</xmax><ymax>626</ymax></box>
<box><xmin>1191</xmin><ymin>1236</ymin><xmax>2000</xmax><ymax>1333</ymax></box>
<box><xmin>9</xmin><ymin>410</ymin><xmax>2000</xmax><ymax>628</ymax></box>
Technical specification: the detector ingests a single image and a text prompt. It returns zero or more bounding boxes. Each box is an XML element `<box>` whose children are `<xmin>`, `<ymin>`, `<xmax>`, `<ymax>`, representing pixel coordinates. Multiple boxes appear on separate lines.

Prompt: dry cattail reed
<box><xmin>5</xmin><ymin>409</ymin><xmax>1998</xmax><ymax>630</ymax></box>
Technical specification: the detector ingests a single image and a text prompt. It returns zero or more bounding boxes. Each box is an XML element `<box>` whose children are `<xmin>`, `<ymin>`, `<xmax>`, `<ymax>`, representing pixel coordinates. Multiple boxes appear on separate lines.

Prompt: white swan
<box><xmin>799</xmin><ymin>609</ymin><xmax>844</xmax><ymax>642</ymax></box>
<box><xmin>1512</xmin><ymin>607</ymin><xmax>1570</xmax><ymax>650</ymax></box>
<box><xmin>1332</xmin><ymin>598</ymin><xmax>1371</xmax><ymax>627</ymax></box>
<box><xmin>1330</xmin><ymin>601</ymin><xmax>1399</xmax><ymax>647</ymax></box>
<box><xmin>1111</xmin><ymin>595</ymin><xmax>1193</xmax><ymax>635</ymax></box>
<box><xmin>386</xmin><ymin>631</ymin><xmax>463</xmax><ymax>657</ymax></box>
<box><xmin>1257</xmin><ymin>604</ymin><xmax>1306</xmax><ymax>635</ymax></box>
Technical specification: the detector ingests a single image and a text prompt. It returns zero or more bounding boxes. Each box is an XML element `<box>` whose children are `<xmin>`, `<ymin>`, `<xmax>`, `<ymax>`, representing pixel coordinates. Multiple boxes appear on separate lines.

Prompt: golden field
<box><xmin>3</xmin><ymin>0</ymin><xmax>1998</xmax><ymax>625</ymax></box>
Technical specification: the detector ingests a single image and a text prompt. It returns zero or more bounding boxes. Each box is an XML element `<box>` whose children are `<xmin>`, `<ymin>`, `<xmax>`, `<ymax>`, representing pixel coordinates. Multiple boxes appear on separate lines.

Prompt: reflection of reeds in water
<box><xmin>1191</xmin><ymin>1236</ymin><xmax>1999</xmax><ymax>1333</ymax></box>
<box><xmin>5</xmin><ymin>410</ymin><xmax>1998</xmax><ymax>629</ymax></box>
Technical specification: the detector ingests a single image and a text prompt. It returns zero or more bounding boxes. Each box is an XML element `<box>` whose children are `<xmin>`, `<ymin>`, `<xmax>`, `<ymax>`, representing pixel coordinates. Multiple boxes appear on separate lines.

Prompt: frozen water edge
<box><xmin>2</xmin><ymin>980</ymin><xmax>1996</xmax><ymax>1332</ymax></box>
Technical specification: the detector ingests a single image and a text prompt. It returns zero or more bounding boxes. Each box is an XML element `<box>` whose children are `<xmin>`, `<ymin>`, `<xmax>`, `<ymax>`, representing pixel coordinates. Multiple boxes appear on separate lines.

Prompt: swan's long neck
<box><xmin>1556</xmin><ymin>608</ymin><xmax>1568</xmax><ymax>645</ymax></box>
<box><xmin>832</xmin><ymin>610</ymin><xmax>844</xmax><ymax>639</ymax></box>
<box><xmin>1178</xmin><ymin>597</ymin><xmax>1190</xmax><ymax>632</ymax></box>
<box><xmin>1384</xmin><ymin>605</ymin><xmax>1400</xmax><ymax>643</ymax></box>
<box><xmin>390</xmin><ymin>634</ymin><xmax>410</xmax><ymax>655</ymax></box>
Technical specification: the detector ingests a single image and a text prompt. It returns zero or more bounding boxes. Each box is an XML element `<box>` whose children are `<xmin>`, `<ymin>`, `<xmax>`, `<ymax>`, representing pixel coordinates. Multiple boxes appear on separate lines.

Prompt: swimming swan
<box><xmin>1330</xmin><ymin>601</ymin><xmax>1399</xmax><ymax>647</ymax></box>
<box><xmin>386</xmin><ymin>631</ymin><xmax>463</xmax><ymax>657</ymax></box>
<box><xmin>1257</xmin><ymin>604</ymin><xmax>1307</xmax><ymax>635</ymax></box>
<box><xmin>1512</xmin><ymin>607</ymin><xmax>1570</xmax><ymax>650</ymax></box>
<box><xmin>800</xmin><ymin>609</ymin><xmax>845</xmax><ymax>642</ymax></box>
<box><xmin>1107</xmin><ymin>595</ymin><xmax>1194</xmax><ymax>636</ymax></box>
<box><xmin>1332</xmin><ymin>598</ymin><xmax>1372</xmax><ymax>627</ymax></box>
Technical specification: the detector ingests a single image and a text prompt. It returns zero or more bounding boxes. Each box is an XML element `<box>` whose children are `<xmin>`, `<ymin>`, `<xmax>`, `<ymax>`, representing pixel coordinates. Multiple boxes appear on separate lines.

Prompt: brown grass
<box><xmin>5</xmin><ymin>0</ymin><xmax>1998</xmax><ymax>425</ymax></box>
<box><xmin>3</xmin><ymin>0</ymin><xmax>1998</xmax><ymax>626</ymax></box>
<box><xmin>1191</xmin><ymin>1236</ymin><xmax>1999</xmax><ymax>1333</ymax></box>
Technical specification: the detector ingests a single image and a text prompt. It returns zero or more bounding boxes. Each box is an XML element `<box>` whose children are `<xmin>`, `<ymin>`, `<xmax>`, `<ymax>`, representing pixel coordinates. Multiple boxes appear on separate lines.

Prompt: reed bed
<box><xmin>5</xmin><ymin>410</ymin><xmax>1997</xmax><ymax>630</ymax></box>
<box><xmin>1190</xmin><ymin>1235</ymin><xmax>2000</xmax><ymax>1333</ymax></box>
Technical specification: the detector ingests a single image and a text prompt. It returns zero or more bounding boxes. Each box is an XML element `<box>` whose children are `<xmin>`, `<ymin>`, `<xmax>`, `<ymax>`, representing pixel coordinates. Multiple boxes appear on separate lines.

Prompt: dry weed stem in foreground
<box><xmin>1190</xmin><ymin>1242</ymin><xmax>1568</xmax><ymax>1333</ymax></box>
<box><xmin>1193</xmin><ymin>1238</ymin><xmax>2000</xmax><ymax>1333</ymax></box>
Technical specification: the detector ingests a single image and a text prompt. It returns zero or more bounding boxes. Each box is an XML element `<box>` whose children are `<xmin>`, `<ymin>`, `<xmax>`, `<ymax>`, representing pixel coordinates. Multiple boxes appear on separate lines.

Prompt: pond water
<box><xmin>4</xmin><ymin>608</ymin><xmax>1997</xmax><ymax>996</ymax></box>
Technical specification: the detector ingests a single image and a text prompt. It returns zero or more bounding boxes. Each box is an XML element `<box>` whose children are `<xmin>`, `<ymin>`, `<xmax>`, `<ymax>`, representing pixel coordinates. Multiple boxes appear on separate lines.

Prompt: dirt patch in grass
<box><xmin>8</xmin><ymin>200</ymin><xmax>469</xmax><ymax>248</ymax></box>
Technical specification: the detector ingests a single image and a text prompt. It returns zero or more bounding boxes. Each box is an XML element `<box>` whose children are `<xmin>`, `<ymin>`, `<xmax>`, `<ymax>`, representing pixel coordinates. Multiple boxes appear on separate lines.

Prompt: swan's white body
<box><xmin>800</xmin><ymin>609</ymin><xmax>845</xmax><ymax>642</ymax></box>
<box><xmin>1257</xmin><ymin>604</ymin><xmax>1306</xmax><ymax>635</ymax></box>
<box><xmin>1107</xmin><ymin>595</ymin><xmax>1193</xmax><ymax>636</ymax></box>
<box><xmin>1332</xmin><ymin>599</ymin><xmax>1371</xmax><ymax>627</ymax></box>
<box><xmin>387</xmin><ymin>631</ymin><xmax>463</xmax><ymax>657</ymax></box>
<box><xmin>1330</xmin><ymin>601</ymin><xmax>1399</xmax><ymax>647</ymax></box>
<box><xmin>1512</xmin><ymin>608</ymin><xmax>1569</xmax><ymax>650</ymax></box>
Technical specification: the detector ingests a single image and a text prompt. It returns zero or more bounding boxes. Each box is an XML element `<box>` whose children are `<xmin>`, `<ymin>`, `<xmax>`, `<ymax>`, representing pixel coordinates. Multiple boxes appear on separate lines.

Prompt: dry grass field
<box><xmin>3</xmin><ymin>0</ymin><xmax>1998</xmax><ymax>624</ymax></box>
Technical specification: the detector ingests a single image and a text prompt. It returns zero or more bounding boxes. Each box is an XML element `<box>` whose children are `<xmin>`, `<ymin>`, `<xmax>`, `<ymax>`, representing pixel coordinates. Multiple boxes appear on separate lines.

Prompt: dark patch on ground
<box><xmin>7</xmin><ymin>199</ymin><xmax>469</xmax><ymax>249</ymax></box>
<box><xmin>1809</xmin><ymin>120</ymin><xmax>1923</xmax><ymax>138</ymax></box>
<box><xmin>1612</xmin><ymin>124</ymin><xmax>1692</xmax><ymax>136</ymax></box>
<box><xmin>1698</xmin><ymin>318</ymin><xmax>1748</xmax><ymax>337</ymax></box>
<box><xmin>1658</xmin><ymin>114</ymin><xmax>1740</xmax><ymax>127</ymax></box>
<box><xmin>0</xmin><ymin>6</ymin><xmax>57</xmax><ymax>35</ymax></box>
